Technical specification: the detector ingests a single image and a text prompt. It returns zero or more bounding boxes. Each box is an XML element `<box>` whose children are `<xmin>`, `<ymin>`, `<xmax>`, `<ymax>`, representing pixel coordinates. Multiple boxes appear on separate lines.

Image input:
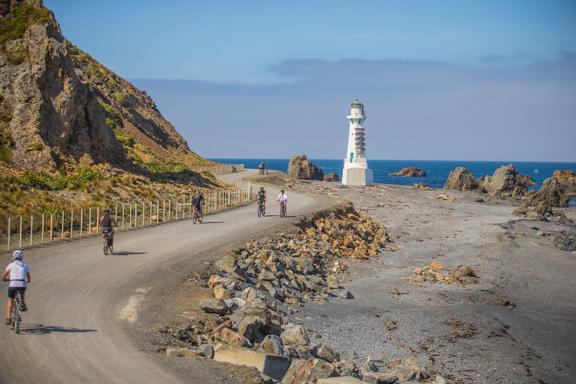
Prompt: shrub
<box><xmin>25</xmin><ymin>142</ymin><xmax>44</xmax><ymax>151</ymax></box>
<box><xmin>67</xmin><ymin>167</ymin><xmax>103</xmax><ymax>190</ymax></box>
<box><xmin>7</xmin><ymin>45</ymin><xmax>26</xmax><ymax>65</ymax></box>
<box><xmin>0</xmin><ymin>3</ymin><xmax>51</xmax><ymax>49</ymax></box>
<box><xmin>112</xmin><ymin>90</ymin><xmax>129</xmax><ymax>107</ymax></box>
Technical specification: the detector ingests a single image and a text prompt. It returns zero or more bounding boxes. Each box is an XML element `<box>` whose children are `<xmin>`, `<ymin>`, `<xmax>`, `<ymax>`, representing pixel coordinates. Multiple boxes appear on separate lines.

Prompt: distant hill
<box><xmin>0</xmin><ymin>0</ymin><xmax>209</xmax><ymax>174</ymax></box>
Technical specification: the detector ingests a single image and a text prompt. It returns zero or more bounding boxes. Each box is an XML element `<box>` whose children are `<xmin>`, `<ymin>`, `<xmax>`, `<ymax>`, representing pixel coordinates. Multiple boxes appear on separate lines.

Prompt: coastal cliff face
<box><xmin>0</xmin><ymin>0</ymin><xmax>206</xmax><ymax>173</ymax></box>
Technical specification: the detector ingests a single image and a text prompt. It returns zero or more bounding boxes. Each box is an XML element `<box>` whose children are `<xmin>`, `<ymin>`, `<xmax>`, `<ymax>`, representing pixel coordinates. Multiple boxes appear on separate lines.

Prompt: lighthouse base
<box><xmin>342</xmin><ymin>167</ymin><xmax>373</xmax><ymax>186</ymax></box>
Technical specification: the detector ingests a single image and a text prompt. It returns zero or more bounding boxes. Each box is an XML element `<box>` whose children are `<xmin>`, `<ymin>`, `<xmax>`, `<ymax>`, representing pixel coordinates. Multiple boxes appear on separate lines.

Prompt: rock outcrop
<box><xmin>479</xmin><ymin>164</ymin><xmax>534</xmax><ymax>197</ymax></box>
<box><xmin>389</xmin><ymin>167</ymin><xmax>427</xmax><ymax>177</ymax></box>
<box><xmin>444</xmin><ymin>167</ymin><xmax>479</xmax><ymax>191</ymax></box>
<box><xmin>529</xmin><ymin>169</ymin><xmax>575</xmax><ymax>207</ymax></box>
<box><xmin>288</xmin><ymin>154</ymin><xmax>324</xmax><ymax>180</ymax></box>
<box><xmin>323</xmin><ymin>172</ymin><xmax>340</xmax><ymax>182</ymax></box>
<box><xmin>0</xmin><ymin>0</ymin><xmax>206</xmax><ymax>173</ymax></box>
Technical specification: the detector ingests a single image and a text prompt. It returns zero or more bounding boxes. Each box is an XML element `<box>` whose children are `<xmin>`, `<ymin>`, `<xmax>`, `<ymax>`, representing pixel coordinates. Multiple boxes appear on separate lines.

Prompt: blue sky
<box><xmin>45</xmin><ymin>0</ymin><xmax>576</xmax><ymax>161</ymax></box>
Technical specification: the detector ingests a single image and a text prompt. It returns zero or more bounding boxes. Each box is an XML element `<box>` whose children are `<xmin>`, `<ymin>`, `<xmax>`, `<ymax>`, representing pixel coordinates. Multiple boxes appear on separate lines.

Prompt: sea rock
<box><xmin>199</xmin><ymin>298</ymin><xmax>229</xmax><ymax>315</ymax></box>
<box><xmin>553</xmin><ymin>231</ymin><xmax>576</xmax><ymax>252</ymax></box>
<box><xmin>288</xmin><ymin>154</ymin><xmax>324</xmax><ymax>180</ymax></box>
<box><xmin>324</xmin><ymin>173</ymin><xmax>340</xmax><ymax>182</ymax></box>
<box><xmin>281</xmin><ymin>358</ymin><xmax>335</xmax><ymax>384</ymax></box>
<box><xmin>389</xmin><ymin>167</ymin><xmax>427</xmax><ymax>177</ymax></box>
<box><xmin>479</xmin><ymin>164</ymin><xmax>534</xmax><ymax>197</ymax></box>
<box><xmin>444</xmin><ymin>167</ymin><xmax>479</xmax><ymax>191</ymax></box>
<box><xmin>529</xmin><ymin>169</ymin><xmax>575</xmax><ymax>207</ymax></box>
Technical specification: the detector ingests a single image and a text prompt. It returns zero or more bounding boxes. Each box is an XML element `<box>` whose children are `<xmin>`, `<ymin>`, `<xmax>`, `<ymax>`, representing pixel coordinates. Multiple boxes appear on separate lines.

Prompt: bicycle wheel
<box><xmin>258</xmin><ymin>205</ymin><xmax>262</xmax><ymax>217</ymax></box>
<box><xmin>13</xmin><ymin>297</ymin><xmax>21</xmax><ymax>334</ymax></box>
<box><xmin>193</xmin><ymin>213</ymin><xmax>197</xmax><ymax>224</ymax></box>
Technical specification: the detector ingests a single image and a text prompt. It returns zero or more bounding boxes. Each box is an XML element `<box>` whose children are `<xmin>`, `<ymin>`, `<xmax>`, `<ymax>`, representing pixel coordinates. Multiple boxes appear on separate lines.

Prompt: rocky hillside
<box><xmin>0</xmin><ymin>0</ymin><xmax>208</xmax><ymax>174</ymax></box>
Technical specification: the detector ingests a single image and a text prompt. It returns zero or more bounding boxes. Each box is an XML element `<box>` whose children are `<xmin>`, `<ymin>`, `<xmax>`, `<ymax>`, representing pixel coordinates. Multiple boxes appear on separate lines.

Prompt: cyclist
<box><xmin>3</xmin><ymin>250</ymin><xmax>31</xmax><ymax>325</ymax></box>
<box><xmin>276</xmin><ymin>189</ymin><xmax>288</xmax><ymax>216</ymax></box>
<box><xmin>192</xmin><ymin>190</ymin><xmax>204</xmax><ymax>218</ymax></box>
<box><xmin>100</xmin><ymin>208</ymin><xmax>116</xmax><ymax>248</ymax></box>
<box><xmin>257</xmin><ymin>186</ymin><xmax>266</xmax><ymax>214</ymax></box>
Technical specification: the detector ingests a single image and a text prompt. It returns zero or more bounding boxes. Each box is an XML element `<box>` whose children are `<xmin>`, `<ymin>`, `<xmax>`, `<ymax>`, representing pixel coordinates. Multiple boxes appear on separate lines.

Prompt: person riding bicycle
<box><xmin>3</xmin><ymin>250</ymin><xmax>31</xmax><ymax>325</ymax></box>
<box><xmin>192</xmin><ymin>190</ymin><xmax>204</xmax><ymax>217</ymax></box>
<box><xmin>100</xmin><ymin>209</ymin><xmax>116</xmax><ymax>246</ymax></box>
<box><xmin>258</xmin><ymin>161</ymin><xmax>266</xmax><ymax>175</ymax></box>
<box><xmin>257</xmin><ymin>187</ymin><xmax>266</xmax><ymax>206</ymax></box>
<box><xmin>276</xmin><ymin>189</ymin><xmax>288</xmax><ymax>214</ymax></box>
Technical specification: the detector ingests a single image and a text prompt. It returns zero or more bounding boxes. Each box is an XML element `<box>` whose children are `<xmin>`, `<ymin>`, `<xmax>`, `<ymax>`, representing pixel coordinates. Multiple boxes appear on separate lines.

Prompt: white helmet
<box><xmin>12</xmin><ymin>250</ymin><xmax>23</xmax><ymax>260</ymax></box>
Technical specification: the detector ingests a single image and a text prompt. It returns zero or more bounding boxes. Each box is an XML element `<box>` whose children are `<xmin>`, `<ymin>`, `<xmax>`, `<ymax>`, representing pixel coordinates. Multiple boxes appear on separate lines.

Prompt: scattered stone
<box><xmin>281</xmin><ymin>324</ymin><xmax>310</xmax><ymax>347</ymax></box>
<box><xmin>200</xmin><ymin>344</ymin><xmax>214</xmax><ymax>359</ymax></box>
<box><xmin>165</xmin><ymin>347</ymin><xmax>202</xmax><ymax>359</ymax></box>
<box><xmin>213</xmin><ymin>285</ymin><xmax>230</xmax><ymax>300</ymax></box>
<box><xmin>213</xmin><ymin>344</ymin><xmax>290</xmax><ymax>381</ymax></box>
<box><xmin>389</xmin><ymin>167</ymin><xmax>427</xmax><ymax>177</ymax></box>
<box><xmin>282</xmin><ymin>357</ymin><xmax>335</xmax><ymax>384</ymax></box>
<box><xmin>315</xmin><ymin>344</ymin><xmax>340</xmax><ymax>363</ymax></box>
<box><xmin>486</xmin><ymin>299</ymin><xmax>516</xmax><ymax>308</ymax></box>
<box><xmin>216</xmin><ymin>327</ymin><xmax>252</xmax><ymax>347</ymax></box>
<box><xmin>553</xmin><ymin>231</ymin><xmax>576</xmax><ymax>252</ymax></box>
<box><xmin>260</xmin><ymin>334</ymin><xmax>285</xmax><ymax>356</ymax></box>
<box><xmin>338</xmin><ymin>290</ymin><xmax>354</xmax><ymax>299</ymax></box>
<box><xmin>199</xmin><ymin>298</ymin><xmax>229</xmax><ymax>315</ymax></box>
<box><xmin>413</xmin><ymin>183</ymin><xmax>431</xmax><ymax>190</ymax></box>
<box><xmin>340</xmin><ymin>350</ymin><xmax>359</xmax><ymax>362</ymax></box>
<box><xmin>410</xmin><ymin>263</ymin><xmax>478</xmax><ymax>284</ymax></box>
<box><xmin>434</xmin><ymin>193</ymin><xmax>455</xmax><ymax>203</ymax></box>
<box><xmin>215</xmin><ymin>255</ymin><xmax>238</xmax><ymax>274</ymax></box>
<box><xmin>317</xmin><ymin>377</ymin><xmax>364</xmax><ymax>384</ymax></box>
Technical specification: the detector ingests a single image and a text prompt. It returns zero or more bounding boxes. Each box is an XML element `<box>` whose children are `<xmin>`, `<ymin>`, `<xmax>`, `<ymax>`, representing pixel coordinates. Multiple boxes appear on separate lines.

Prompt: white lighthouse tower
<box><xmin>342</xmin><ymin>99</ymin><xmax>373</xmax><ymax>186</ymax></box>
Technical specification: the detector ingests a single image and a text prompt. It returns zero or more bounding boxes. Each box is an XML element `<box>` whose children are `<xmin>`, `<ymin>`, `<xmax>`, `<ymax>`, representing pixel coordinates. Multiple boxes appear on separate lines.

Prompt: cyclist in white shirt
<box><xmin>276</xmin><ymin>189</ymin><xmax>288</xmax><ymax>215</ymax></box>
<box><xmin>3</xmin><ymin>250</ymin><xmax>31</xmax><ymax>325</ymax></box>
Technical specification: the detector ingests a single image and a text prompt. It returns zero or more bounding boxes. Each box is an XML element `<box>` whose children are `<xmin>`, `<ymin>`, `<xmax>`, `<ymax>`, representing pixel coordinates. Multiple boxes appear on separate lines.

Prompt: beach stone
<box><xmin>260</xmin><ymin>334</ymin><xmax>285</xmax><ymax>356</ymax></box>
<box><xmin>326</xmin><ymin>274</ymin><xmax>339</xmax><ymax>289</ymax></box>
<box><xmin>215</xmin><ymin>255</ymin><xmax>238</xmax><ymax>274</ymax></box>
<box><xmin>281</xmin><ymin>357</ymin><xmax>335</xmax><ymax>384</ymax></box>
<box><xmin>281</xmin><ymin>324</ymin><xmax>310</xmax><ymax>347</ymax></box>
<box><xmin>213</xmin><ymin>285</ymin><xmax>230</xmax><ymax>300</ymax></box>
<box><xmin>258</xmin><ymin>270</ymin><xmax>276</xmax><ymax>281</ymax></box>
<box><xmin>240</xmin><ymin>298</ymin><xmax>271</xmax><ymax>326</ymax></box>
<box><xmin>235</xmin><ymin>316</ymin><xmax>262</xmax><ymax>342</ymax></box>
<box><xmin>199</xmin><ymin>298</ymin><xmax>229</xmax><ymax>315</ymax></box>
<box><xmin>340</xmin><ymin>351</ymin><xmax>358</xmax><ymax>362</ymax></box>
<box><xmin>208</xmin><ymin>274</ymin><xmax>227</xmax><ymax>288</ymax></box>
<box><xmin>315</xmin><ymin>344</ymin><xmax>339</xmax><ymax>363</ymax></box>
<box><xmin>444</xmin><ymin>167</ymin><xmax>479</xmax><ymax>191</ymax></box>
<box><xmin>338</xmin><ymin>290</ymin><xmax>354</xmax><ymax>299</ymax></box>
<box><xmin>241</xmin><ymin>286</ymin><xmax>260</xmax><ymax>302</ymax></box>
<box><xmin>200</xmin><ymin>344</ymin><xmax>214</xmax><ymax>359</ymax></box>
<box><xmin>216</xmin><ymin>328</ymin><xmax>251</xmax><ymax>347</ymax></box>
<box><xmin>324</xmin><ymin>173</ymin><xmax>340</xmax><ymax>182</ymax></box>
<box><xmin>213</xmin><ymin>344</ymin><xmax>290</xmax><ymax>381</ymax></box>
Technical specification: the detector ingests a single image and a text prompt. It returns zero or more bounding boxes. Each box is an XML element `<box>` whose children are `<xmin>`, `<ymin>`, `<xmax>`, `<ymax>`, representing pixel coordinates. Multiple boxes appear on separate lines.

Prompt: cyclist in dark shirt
<box><xmin>192</xmin><ymin>190</ymin><xmax>204</xmax><ymax>215</ymax></box>
<box><xmin>100</xmin><ymin>209</ymin><xmax>116</xmax><ymax>245</ymax></box>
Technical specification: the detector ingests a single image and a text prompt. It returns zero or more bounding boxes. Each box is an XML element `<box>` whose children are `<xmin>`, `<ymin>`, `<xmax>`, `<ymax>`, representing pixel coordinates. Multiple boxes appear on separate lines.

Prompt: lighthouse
<box><xmin>342</xmin><ymin>99</ymin><xmax>373</xmax><ymax>186</ymax></box>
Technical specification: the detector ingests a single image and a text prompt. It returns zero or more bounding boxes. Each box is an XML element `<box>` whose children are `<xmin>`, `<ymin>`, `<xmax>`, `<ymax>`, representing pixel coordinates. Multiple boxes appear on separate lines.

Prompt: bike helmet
<box><xmin>260</xmin><ymin>186</ymin><xmax>264</xmax><ymax>190</ymax></box>
<box><xmin>12</xmin><ymin>250</ymin><xmax>23</xmax><ymax>260</ymax></box>
<box><xmin>104</xmin><ymin>209</ymin><xmax>110</xmax><ymax>214</ymax></box>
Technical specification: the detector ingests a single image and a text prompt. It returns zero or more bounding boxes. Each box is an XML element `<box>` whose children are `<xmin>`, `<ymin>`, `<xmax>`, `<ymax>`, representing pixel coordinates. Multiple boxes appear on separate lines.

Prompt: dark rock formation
<box><xmin>553</xmin><ymin>231</ymin><xmax>576</xmax><ymax>252</ymax></box>
<box><xmin>389</xmin><ymin>167</ymin><xmax>427</xmax><ymax>177</ymax></box>
<box><xmin>444</xmin><ymin>167</ymin><xmax>479</xmax><ymax>191</ymax></box>
<box><xmin>529</xmin><ymin>169</ymin><xmax>576</xmax><ymax>207</ymax></box>
<box><xmin>323</xmin><ymin>172</ymin><xmax>339</xmax><ymax>182</ymax></box>
<box><xmin>288</xmin><ymin>155</ymin><xmax>323</xmax><ymax>180</ymax></box>
<box><xmin>0</xmin><ymin>0</ymin><xmax>206</xmax><ymax>172</ymax></box>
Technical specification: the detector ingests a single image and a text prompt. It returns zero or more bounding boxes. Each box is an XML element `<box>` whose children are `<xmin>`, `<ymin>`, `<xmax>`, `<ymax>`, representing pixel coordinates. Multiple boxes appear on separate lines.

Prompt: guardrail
<box><xmin>3</xmin><ymin>186</ymin><xmax>253</xmax><ymax>251</ymax></box>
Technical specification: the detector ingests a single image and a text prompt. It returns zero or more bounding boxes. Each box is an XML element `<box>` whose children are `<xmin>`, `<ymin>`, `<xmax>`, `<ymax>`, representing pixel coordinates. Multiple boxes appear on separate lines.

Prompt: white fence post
<box><xmin>80</xmin><ymin>209</ymin><xmax>83</xmax><ymax>236</ymax></box>
<box><xmin>41</xmin><ymin>213</ymin><xmax>45</xmax><ymax>243</ymax></box>
<box><xmin>18</xmin><ymin>216</ymin><xmax>22</xmax><ymax>248</ymax></box>
<box><xmin>156</xmin><ymin>201</ymin><xmax>159</xmax><ymax>223</ymax></box>
<box><xmin>7</xmin><ymin>218</ymin><xmax>11</xmax><ymax>250</ymax></box>
<box><xmin>122</xmin><ymin>204</ymin><xmax>125</xmax><ymax>229</ymax></box>
<box><xmin>89</xmin><ymin>208</ymin><xmax>92</xmax><ymax>234</ymax></box>
<box><xmin>96</xmin><ymin>207</ymin><xmax>100</xmax><ymax>233</ymax></box>
<box><xmin>70</xmin><ymin>210</ymin><xmax>74</xmax><ymax>238</ymax></box>
<box><xmin>50</xmin><ymin>213</ymin><xmax>54</xmax><ymax>241</ymax></box>
<box><xmin>29</xmin><ymin>214</ymin><xmax>34</xmax><ymax>246</ymax></box>
<box><xmin>142</xmin><ymin>202</ymin><xmax>145</xmax><ymax>226</ymax></box>
<box><xmin>61</xmin><ymin>211</ymin><xmax>64</xmax><ymax>239</ymax></box>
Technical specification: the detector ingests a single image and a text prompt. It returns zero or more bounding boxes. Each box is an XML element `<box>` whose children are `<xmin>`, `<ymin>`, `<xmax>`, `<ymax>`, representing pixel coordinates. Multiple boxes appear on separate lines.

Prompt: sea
<box><xmin>213</xmin><ymin>158</ymin><xmax>576</xmax><ymax>206</ymax></box>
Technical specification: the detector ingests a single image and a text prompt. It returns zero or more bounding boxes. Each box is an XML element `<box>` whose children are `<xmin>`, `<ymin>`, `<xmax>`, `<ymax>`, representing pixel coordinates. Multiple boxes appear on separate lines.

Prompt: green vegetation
<box><xmin>0</xmin><ymin>2</ymin><xmax>51</xmax><ymax>49</ymax></box>
<box><xmin>0</xmin><ymin>112</ymin><xmax>11</xmax><ymax>123</ymax></box>
<box><xmin>112</xmin><ymin>90</ymin><xmax>129</xmax><ymax>107</ymax></box>
<box><xmin>7</xmin><ymin>44</ymin><xmax>26</xmax><ymax>65</ymax></box>
<box><xmin>114</xmin><ymin>127</ymin><xmax>134</xmax><ymax>147</ymax></box>
<box><xmin>0</xmin><ymin>167</ymin><xmax>104</xmax><ymax>192</ymax></box>
<box><xmin>25</xmin><ymin>142</ymin><xmax>44</xmax><ymax>152</ymax></box>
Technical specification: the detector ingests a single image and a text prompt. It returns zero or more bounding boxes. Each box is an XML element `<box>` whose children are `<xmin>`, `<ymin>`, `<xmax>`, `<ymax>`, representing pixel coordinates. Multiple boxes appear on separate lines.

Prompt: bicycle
<box><xmin>103</xmin><ymin>230</ymin><xmax>114</xmax><ymax>255</ymax></box>
<box><xmin>193</xmin><ymin>206</ymin><xmax>203</xmax><ymax>224</ymax></box>
<box><xmin>257</xmin><ymin>200</ymin><xmax>266</xmax><ymax>217</ymax></box>
<box><xmin>11</xmin><ymin>291</ymin><xmax>23</xmax><ymax>334</ymax></box>
<box><xmin>279</xmin><ymin>201</ymin><xmax>287</xmax><ymax>218</ymax></box>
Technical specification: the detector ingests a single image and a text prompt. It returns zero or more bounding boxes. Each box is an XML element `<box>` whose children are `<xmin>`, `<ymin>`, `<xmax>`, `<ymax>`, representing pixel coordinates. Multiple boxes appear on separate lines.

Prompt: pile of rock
<box><xmin>444</xmin><ymin>167</ymin><xmax>479</xmax><ymax>191</ymax></box>
<box><xmin>553</xmin><ymin>231</ymin><xmax>576</xmax><ymax>252</ymax></box>
<box><xmin>163</xmin><ymin>205</ymin><xmax>396</xmax><ymax>382</ymax></box>
<box><xmin>323</xmin><ymin>173</ymin><xmax>340</xmax><ymax>182</ymax></box>
<box><xmin>409</xmin><ymin>262</ymin><xmax>478</xmax><ymax>285</ymax></box>
<box><xmin>288</xmin><ymin>155</ymin><xmax>324</xmax><ymax>181</ymax></box>
<box><xmin>389</xmin><ymin>167</ymin><xmax>427</xmax><ymax>177</ymax></box>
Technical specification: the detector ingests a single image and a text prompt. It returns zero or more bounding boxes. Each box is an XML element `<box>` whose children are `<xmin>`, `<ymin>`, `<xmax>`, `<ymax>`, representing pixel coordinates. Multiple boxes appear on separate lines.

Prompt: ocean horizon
<box><xmin>212</xmin><ymin>158</ymin><xmax>576</xmax><ymax>190</ymax></box>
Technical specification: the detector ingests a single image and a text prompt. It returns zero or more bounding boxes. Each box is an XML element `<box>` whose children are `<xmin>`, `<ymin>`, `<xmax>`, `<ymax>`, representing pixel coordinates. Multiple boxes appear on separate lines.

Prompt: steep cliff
<box><xmin>0</xmin><ymin>0</ymin><xmax>207</xmax><ymax>174</ymax></box>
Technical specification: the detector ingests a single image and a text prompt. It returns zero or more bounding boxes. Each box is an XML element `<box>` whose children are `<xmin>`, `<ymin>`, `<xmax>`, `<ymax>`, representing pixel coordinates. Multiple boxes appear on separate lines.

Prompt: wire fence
<box><xmin>2</xmin><ymin>164</ymin><xmax>253</xmax><ymax>251</ymax></box>
<box><xmin>190</xmin><ymin>163</ymin><xmax>244</xmax><ymax>175</ymax></box>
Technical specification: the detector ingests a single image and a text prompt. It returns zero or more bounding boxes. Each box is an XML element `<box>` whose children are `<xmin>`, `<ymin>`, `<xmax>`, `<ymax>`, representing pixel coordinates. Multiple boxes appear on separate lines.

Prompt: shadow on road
<box><xmin>110</xmin><ymin>251</ymin><xmax>147</xmax><ymax>256</ymax></box>
<box><xmin>17</xmin><ymin>323</ymin><xmax>97</xmax><ymax>335</ymax></box>
<box><xmin>196</xmin><ymin>221</ymin><xmax>224</xmax><ymax>224</ymax></box>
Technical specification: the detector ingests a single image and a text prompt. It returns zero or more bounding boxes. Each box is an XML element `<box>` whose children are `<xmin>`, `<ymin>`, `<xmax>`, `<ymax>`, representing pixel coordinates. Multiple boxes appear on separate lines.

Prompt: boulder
<box><xmin>235</xmin><ymin>316</ymin><xmax>262</xmax><ymax>342</ymax></box>
<box><xmin>200</xmin><ymin>344</ymin><xmax>214</xmax><ymax>359</ymax></box>
<box><xmin>281</xmin><ymin>324</ymin><xmax>310</xmax><ymax>347</ymax></box>
<box><xmin>213</xmin><ymin>344</ymin><xmax>290</xmax><ymax>381</ymax></box>
<box><xmin>282</xmin><ymin>358</ymin><xmax>335</xmax><ymax>384</ymax></box>
<box><xmin>288</xmin><ymin>154</ymin><xmax>324</xmax><ymax>180</ymax></box>
<box><xmin>199</xmin><ymin>298</ymin><xmax>229</xmax><ymax>315</ymax></box>
<box><xmin>315</xmin><ymin>344</ymin><xmax>339</xmax><ymax>363</ymax></box>
<box><xmin>479</xmin><ymin>164</ymin><xmax>534</xmax><ymax>197</ymax></box>
<box><xmin>166</xmin><ymin>347</ymin><xmax>203</xmax><ymax>359</ymax></box>
<box><xmin>216</xmin><ymin>327</ymin><xmax>252</xmax><ymax>347</ymax></box>
<box><xmin>324</xmin><ymin>173</ymin><xmax>340</xmax><ymax>182</ymax></box>
<box><xmin>529</xmin><ymin>170</ymin><xmax>575</xmax><ymax>207</ymax></box>
<box><xmin>389</xmin><ymin>167</ymin><xmax>427</xmax><ymax>177</ymax></box>
<box><xmin>444</xmin><ymin>167</ymin><xmax>479</xmax><ymax>191</ymax></box>
<box><xmin>215</xmin><ymin>255</ymin><xmax>238</xmax><ymax>274</ymax></box>
<box><xmin>260</xmin><ymin>334</ymin><xmax>285</xmax><ymax>356</ymax></box>
<box><xmin>213</xmin><ymin>285</ymin><xmax>230</xmax><ymax>300</ymax></box>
